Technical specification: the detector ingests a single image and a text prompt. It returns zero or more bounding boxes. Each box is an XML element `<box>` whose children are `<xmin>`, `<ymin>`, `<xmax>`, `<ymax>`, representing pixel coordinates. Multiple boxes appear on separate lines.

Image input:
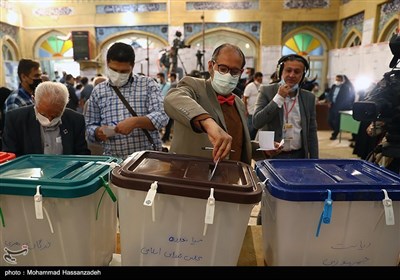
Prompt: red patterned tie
<box><xmin>217</xmin><ymin>94</ymin><xmax>235</xmax><ymax>106</ymax></box>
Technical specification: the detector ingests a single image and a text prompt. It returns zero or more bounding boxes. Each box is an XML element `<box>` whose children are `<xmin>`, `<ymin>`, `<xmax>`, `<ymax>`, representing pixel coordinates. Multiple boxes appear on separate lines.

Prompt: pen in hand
<box><xmin>201</xmin><ymin>146</ymin><xmax>235</xmax><ymax>152</ymax></box>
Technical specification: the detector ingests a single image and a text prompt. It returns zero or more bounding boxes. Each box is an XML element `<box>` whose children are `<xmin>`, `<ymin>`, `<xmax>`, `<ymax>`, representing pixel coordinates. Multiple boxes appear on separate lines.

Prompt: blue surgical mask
<box><xmin>211</xmin><ymin>71</ymin><xmax>239</xmax><ymax>96</ymax></box>
<box><xmin>279</xmin><ymin>80</ymin><xmax>299</xmax><ymax>92</ymax></box>
<box><xmin>291</xmin><ymin>83</ymin><xmax>299</xmax><ymax>92</ymax></box>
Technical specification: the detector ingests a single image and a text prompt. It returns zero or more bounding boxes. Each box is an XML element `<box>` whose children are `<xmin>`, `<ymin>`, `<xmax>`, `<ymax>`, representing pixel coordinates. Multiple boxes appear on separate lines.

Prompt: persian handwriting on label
<box><xmin>331</xmin><ymin>240</ymin><xmax>371</xmax><ymax>250</ymax></box>
<box><xmin>322</xmin><ymin>257</ymin><xmax>370</xmax><ymax>266</ymax></box>
<box><xmin>168</xmin><ymin>235</ymin><xmax>203</xmax><ymax>245</ymax></box>
<box><xmin>139</xmin><ymin>235</ymin><xmax>205</xmax><ymax>262</ymax></box>
<box><xmin>322</xmin><ymin>240</ymin><xmax>372</xmax><ymax>266</ymax></box>
<box><xmin>5</xmin><ymin>239</ymin><xmax>51</xmax><ymax>251</ymax></box>
<box><xmin>140</xmin><ymin>247</ymin><xmax>203</xmax><ymax>262</ymax></box>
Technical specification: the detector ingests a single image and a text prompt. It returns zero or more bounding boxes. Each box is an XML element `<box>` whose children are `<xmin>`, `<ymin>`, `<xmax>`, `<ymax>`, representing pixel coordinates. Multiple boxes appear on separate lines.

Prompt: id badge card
<box><xmin>283</xmin><ymin>123</ymin><xmax>294</xmax><ymax>139</ymax></box>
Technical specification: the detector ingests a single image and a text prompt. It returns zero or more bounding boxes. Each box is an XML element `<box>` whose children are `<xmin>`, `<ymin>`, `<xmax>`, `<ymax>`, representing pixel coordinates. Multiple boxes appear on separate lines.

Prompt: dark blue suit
<box><xmin>326</xmin><ymin>83</ymin><xmax>356</xmax><ymax>138</ymax></box>
<box><xmin>2</xmin><ymin>105</ymin><xmax>90</xmax><ymax>157</ymax></box>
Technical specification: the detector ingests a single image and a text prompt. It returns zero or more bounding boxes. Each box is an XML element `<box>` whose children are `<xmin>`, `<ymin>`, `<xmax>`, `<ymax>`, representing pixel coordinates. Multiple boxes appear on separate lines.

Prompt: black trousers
<box><xmin>274</xmin><ymin>149</ymin><xmax>305</xmax><ymax>159</ymax></box>
<box><xmin>162</xmin><ymin>119</ymin><xmax>174</xmax><ymax>141</ymax></box>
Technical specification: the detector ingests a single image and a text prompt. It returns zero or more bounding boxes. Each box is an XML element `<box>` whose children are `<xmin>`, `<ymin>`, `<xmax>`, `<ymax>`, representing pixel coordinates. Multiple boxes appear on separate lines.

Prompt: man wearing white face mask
<box><xmin>2</xmin><ymin>81</ymin><xmax>90</xmax><ymax>156</ymax></box>
<box><xmin>85</xmin><ymin>42</ymin><xmax>168</xmax><ymax>159</ymax></box>
<box><xmin>325</xmin><ymin>74</ymin><xmax>356</xmax><ymax>140</ymax></box>
<box><xmin>164</xmin><ymin>43</ymin><xmax>252</xmax><ymax>164</ymax></box>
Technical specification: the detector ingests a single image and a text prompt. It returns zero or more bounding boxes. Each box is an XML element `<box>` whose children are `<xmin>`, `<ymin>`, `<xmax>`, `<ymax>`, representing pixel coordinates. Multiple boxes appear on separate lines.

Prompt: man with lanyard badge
<box><xmin>253</xmin><ymin>54</ymin><xmax>318</xmax><ymax>159</ymax></box>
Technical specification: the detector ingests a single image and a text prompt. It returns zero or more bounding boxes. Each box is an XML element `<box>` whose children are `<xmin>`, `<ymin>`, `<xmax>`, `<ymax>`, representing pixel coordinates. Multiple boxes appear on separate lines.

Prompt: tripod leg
<box><xmin>177</xmin><ymin>54</ymin><xmax>187</xmax><ymax>76</ymax></box>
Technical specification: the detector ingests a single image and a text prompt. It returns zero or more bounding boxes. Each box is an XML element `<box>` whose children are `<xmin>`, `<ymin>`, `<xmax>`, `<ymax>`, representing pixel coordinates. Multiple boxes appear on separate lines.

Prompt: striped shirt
<box><xmin>85</xmin><ymin>74</ymin><xmax>169</xmax><ymax>159</ymax></box>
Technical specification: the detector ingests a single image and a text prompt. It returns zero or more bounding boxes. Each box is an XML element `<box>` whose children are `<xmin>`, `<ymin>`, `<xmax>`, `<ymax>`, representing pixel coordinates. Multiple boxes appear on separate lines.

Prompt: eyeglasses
<box><xmin>212</xmin><ymin>60</ymin><xmax>242</xmax><ymax>77</ymax></box>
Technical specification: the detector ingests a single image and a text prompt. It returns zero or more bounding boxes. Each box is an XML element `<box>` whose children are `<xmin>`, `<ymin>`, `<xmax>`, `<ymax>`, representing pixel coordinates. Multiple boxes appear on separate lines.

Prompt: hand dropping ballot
<box><xmin>257</xmin><ymin>131</ymin><xmax>276</xmax><ymax>151</ymax></box>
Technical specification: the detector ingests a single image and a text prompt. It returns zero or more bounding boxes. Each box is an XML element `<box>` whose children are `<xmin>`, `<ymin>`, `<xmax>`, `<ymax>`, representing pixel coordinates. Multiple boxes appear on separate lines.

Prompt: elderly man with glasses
<box><xmin>164</xmin><ymin>43</ymin><xmax>252</xmax><ymax>164</ymax></box>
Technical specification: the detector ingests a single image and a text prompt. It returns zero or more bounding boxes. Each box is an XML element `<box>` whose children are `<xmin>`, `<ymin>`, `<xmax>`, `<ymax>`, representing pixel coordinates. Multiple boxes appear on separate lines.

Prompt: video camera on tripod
<box><xmin>169</xmin><ymin>31</ymin><xmax>190</xmax><ymax>77</ymax></box>
<box><xmin>173</xmin><ymin>31</ymin><xmax>191</xmax><ymax>50</ymax></box>
<box><xmin>353</xmin><ymin>33</ymin><xmax>400</xmax><ymax>161</ymax></box>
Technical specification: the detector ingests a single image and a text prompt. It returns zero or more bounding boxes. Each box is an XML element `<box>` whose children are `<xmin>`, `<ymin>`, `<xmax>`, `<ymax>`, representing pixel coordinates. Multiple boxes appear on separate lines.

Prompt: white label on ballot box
<box><xmin>144</xmin><ymin>181</ymin><xmax>158</xmax><ymax>207</ymax></box>
<box><xmin>204</xmin><ymin>188</ymin><xmax>215</xmax><ymax>225</ymax></box>
<box><xmin>382</xmin><ymin>189</ymin><xmax>395</xmax><ymax>226</ymax></box>
<box><xmin>34</xmin><ymin>185</ymin><xmax>43</xmax><ymax>219</ymax></box>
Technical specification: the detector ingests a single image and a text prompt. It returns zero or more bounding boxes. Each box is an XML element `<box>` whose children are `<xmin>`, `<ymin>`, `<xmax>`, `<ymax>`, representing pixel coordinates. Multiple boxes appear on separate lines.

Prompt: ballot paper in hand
<box><xmin>103</xmin><ymin>126</ymin><xmax>116</xmax><ymax>137</ymax></box>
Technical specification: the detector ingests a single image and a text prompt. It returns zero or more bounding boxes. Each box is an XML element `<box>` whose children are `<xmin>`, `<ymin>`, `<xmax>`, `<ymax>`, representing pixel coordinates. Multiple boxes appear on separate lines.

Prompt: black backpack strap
<box><xmin>111</xmin><ymin>86</ymin><xmax>157</xmax><ymax>151</ymax></box>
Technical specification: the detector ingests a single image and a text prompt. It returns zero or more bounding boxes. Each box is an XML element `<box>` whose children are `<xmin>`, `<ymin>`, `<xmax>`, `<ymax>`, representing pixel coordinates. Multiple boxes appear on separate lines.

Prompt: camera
<box><xmin>353</xmin><ymin>33</ymin><xmax>400</xmax><ymax>122</ymax></box>
<box><xmin>352</xmin><ymin>33</ymin><xmax>400</xmax><ymax>170</ymax></box>
<box><xmin>352</xmin><ymin>70</ymin><xmax>400</xmax><ymax>159</ymax></box>
<box><xmin>353</xmin><ymin>72</ymin><xmax>400</xmax><ymax>123</ymax></box>
<box><xmin>173</xmin><ymin>39</ymin><xmax>191</xmax><ymax>49</ymax></box>
<box><xmin>173</xmin><ymin>31</ymin><xmax>191</xmax><ymax>49</ymax></box>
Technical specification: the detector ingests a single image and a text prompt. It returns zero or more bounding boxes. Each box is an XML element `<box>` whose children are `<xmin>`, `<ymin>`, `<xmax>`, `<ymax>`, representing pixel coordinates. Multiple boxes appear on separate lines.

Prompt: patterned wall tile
<box><xmin>96</xmin><ymin>25</ymin><xmax>169</xmax><ymax>43</ymax></box>
<box><xmin>378</xmin><ymin>0</ymin><xmax>400</xmax><ymax>35</ymax></box>
<box><xmin>96</xmin><ymin>3</ymin><xmax>166</xmax><ymax>14</ymax></box>
<box><xmin>186</xmin><ymin>1</ymin><xmax>258</xmax><ymax>10</ymax></box>
<box><xmin>341</xmin><ymin>12</ymin><xmax>364</xmax><ymax>45</ymax></box>
<box><xmin>185</xmin><ymin>22</ymin><xmax>260</xmax><ymax>40</ymax></box>
<box><xmin>282</xmin><ymin>22</ymin><xmax>335</xmax><ymax>41</ymax></box>
<box><xmin>283</xmin><ymin>0</ymin><xmax>330</xmax><ymax>9</ymax></box>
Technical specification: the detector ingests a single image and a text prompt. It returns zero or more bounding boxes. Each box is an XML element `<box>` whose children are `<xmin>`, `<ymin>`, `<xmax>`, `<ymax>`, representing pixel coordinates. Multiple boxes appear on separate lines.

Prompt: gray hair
<box><xmin>34</xmin><ymin>81</ymin><xmax>69</xmax><ymax>108</ymax></box>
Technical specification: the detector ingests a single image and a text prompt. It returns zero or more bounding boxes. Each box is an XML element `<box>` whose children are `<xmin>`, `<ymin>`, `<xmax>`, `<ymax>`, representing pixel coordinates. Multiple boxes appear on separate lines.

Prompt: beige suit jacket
<box><xmin>164</xmin><ymin>76</ymin><xmax>252</xmax><ymax>164</ymax></box>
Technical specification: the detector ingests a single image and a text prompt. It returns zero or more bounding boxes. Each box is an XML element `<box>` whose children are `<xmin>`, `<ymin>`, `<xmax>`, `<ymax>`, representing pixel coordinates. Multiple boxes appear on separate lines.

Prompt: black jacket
<box><xmin>2</xmin><ymin>105</ymin><xmax>90</xmax><ymax>157</ymax></box>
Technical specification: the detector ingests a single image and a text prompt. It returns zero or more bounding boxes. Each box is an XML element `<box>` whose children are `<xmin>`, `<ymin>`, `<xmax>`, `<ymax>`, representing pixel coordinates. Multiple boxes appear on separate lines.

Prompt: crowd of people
<box><xmin>1</xmin><ymin>39</ymin><xmax>398</xmax><ymax>175</ymax></box>
<box><xmin>2</xmin><ymin>39</ymin><xmax>400</xmax><ymax>229</ymax></box>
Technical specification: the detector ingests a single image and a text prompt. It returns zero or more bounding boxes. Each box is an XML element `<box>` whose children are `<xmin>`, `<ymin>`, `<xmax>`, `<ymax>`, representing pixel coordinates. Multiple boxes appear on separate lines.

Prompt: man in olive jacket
<box><xmin>164</xmin><ymin>43</ymin><xmax>252</xmax><ymax>164</ymax></box>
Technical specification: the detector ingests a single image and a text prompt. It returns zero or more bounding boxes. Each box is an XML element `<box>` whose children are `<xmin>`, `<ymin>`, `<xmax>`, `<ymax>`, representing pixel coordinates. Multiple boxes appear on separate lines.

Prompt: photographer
<box><xmin>158</xmin><ymin>48</ymin><xmax>170</xmax><ymax>78</ymax></box>
<box><xmin>353</xmin><ymin>33</ymin><xmax>400</xmax><ymax>173</ymax></box>
<box><xmin>169</xmin><ymin>31</ymin><xmax>190</xmax><ymax>78</ymax></box>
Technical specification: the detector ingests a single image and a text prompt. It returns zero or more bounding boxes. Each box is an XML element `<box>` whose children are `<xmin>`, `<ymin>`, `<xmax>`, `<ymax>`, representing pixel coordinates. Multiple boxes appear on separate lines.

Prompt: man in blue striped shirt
<box><xmin>85</xmin><ymin>42</ymin><xmax>169</xmax><ymax>159</ymax></box>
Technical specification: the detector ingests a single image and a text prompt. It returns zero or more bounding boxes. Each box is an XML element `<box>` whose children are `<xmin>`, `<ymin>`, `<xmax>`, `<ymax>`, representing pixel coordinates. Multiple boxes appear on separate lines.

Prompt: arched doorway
<box><xmin>188</xmin><ymin>27</ymin><xmax>259</xmax><ymax>73</ymax></box>
<box><xmin>34</xmin><ymin>31</ymin><xmax>80</xmax><ymax>82</ymax></box>
<box><xmin>378</xmin><ymin>17</ymin><xmax>399</xmax><ymax>42</ymax></box>
<box><xmin>2</xmin><ymin>36</ymin><xmax>19</xmax><ymax>90</ymax></box>
<box><xmin>99</xmin><ymin>32</ymin><xmax>168</xmax><ymax>77</ymax></box>
<box><xmin>342</xmin><ymin>30</ymin><xmax>362</xmax><ymax>47</ymax></box>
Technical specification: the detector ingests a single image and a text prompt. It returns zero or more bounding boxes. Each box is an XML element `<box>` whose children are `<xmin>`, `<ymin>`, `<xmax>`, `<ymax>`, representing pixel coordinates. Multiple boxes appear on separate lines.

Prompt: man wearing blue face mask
<box><xmin>253</xmin><ymin>54</ymin><xmax>319</xmax><ymax>159</ymax></box>
<box><xmin>2</xmin><ymin>81</ymin><xmax>90</xmax><ymax>157</ymax></box>
<box><xmin>164</xmin><ymin>43</ymin><xmax>252</xmax><ymax>164</ymax></box>
<box><xmin>85</xmin><ymin>42</ymin><xmax>169</xmax><ymax>159</ymax></box>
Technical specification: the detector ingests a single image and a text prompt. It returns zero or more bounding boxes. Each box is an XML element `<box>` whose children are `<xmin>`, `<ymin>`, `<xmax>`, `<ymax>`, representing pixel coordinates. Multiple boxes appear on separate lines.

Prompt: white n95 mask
<box><xmin>211</xmin><ymin>71</ymin><xmax>239</xmax><ymax>96</ymax></box>
<box><xmin>34</xmin><ymin>107</ymin><xmax>62</xmax><ymax>128</ymax></box>
<box><xmin>107</xmin><ymin>67</ymin><xmax>131</xmax><ymax>87</ymax></box>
